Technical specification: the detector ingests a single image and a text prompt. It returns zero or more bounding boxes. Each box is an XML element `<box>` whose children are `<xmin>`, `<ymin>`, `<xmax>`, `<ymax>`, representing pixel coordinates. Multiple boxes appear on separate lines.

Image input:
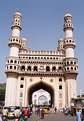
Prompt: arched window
<box><xmin>47</xmin><ymin>57</ymin><xmax>49</xmax><ymax>59</ymax></box>
<box><xmin>20</xmin><ymin>84</ymin><xmax>23</xmax><ymax>88</ymax></box>
<box><xmin>52</xmin><ymin>66</ymin><xmax>56</xmax><ymax>71</ymax></box>
<box><xmin>69</xmin><ymin>40</ymin><xmax>71</xmax><ymax>42</ymax></box>
<box><xmin>7</xmin><ymin>60</ymin><xmax>9</xmax><ymax>63</ymax></box>
<box><xmin>14</xmin><ymin>66</ymin><xmax>16</xmax><ymax>70</ymax></box>
<box><xmin>21</xmin><ymin>77</ymin><xmax>24</xmax><ymax>80</ymax></box>
<box><xmin>10</xmin><ymin>66</ymin><xmax>12</xmax><ymax>69</ymax></box>
<box><xmin>46</xmin><ymin>66</ymin><xmax>50</xmax><ymax>71</ymax></box>
<box><xmin>34</xmin><ymin>66</ymin><xmax>38</xmax><ymax>71</ymax></box>
<box><xmin>70</xmin><ymin>61</ymin><xmax>73</xmax><ymax>64</ymax></box>
<box><xmin>14</xmin><ymin>60</ymin><xmax>17</xmax><ymax>63</ymax></box>
<box><xmin>29</xmin><ymin>57</ymin><xmax>31</xmax><ymax>59</ymax></box>
<box><xmin>21</xmin><ymin>66</ymin><xmax>25</xmax><ymax>71</ymax></box>
<box><xmin>58</xmin><ymin>66</ymin><xmax>62</xmax><ymax>71</ymax></box>
<box><xmin>59</xmin><ymin>85</ymin><xmax>62</xmax><ymax>89</ymax></box>
<box><xmin>67</xmin><ymin>61</ymin><xmax>69</xmax><ymax>65</ymax></box>
<box><xmin>74</xmin><ymin>67</ymin><xmax>76</xmax><ymax>70</ymax></box>
<box><xmin>10</xmin><ymin>60</ymin><xmax>13</xmax><ymax>63</ymax></box>
<box><xmin>67</xmin><ymin>67</ymin><xmax>69</xmax><ymax>70</ymax></box>
<box><xmin>71</xmin><ymin>67</ymin><xmax>73</xmax><ymax>70</ymax></box>
<box><xmin>59</xmin><ymin>78</ymin><xmax>62</xmax><ymax>82</ymax></box>
<box><xmin>74</xmin><ymin>62</ymin><xmax>76</xmax><ymax>65</ymax></box>
<box><xmin>27</xmin><ymin>66</ymin><xmax>31</xmax><ymax>71</ymax></box>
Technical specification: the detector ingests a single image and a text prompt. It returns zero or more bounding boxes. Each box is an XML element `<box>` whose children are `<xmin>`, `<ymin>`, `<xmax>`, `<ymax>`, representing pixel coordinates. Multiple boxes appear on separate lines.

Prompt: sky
<box><xmin>0</xmin><ymin>0</ymin><xmax>84</xmax><ymax>94</ymax></box>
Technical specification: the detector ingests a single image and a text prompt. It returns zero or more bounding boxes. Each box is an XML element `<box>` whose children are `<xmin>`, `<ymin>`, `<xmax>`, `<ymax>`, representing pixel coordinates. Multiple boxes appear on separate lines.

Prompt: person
<box><xmin>54</xmin><ymin>107</ymin><xmax>57</xmax><ymax>113</ymax></box>
<box><xmin>2</xmin><ymin>107</ymin><xmax>8</xmax><ymax>120</ymax></box>
<box><xmin>81</xmin><ymin>108</ymin><xmax>84</xmax><ymax>121</ymax></box>
<box><xmin>22</xmin><ymin>107</ymin><xmax>29</xmax><ymax>119</ymax></box>
<box><xmin>41</xmin><ymin>108</ymin><xmax>44</xmax><ymax>119</ymax></box>
<box><xmin>30</xmin><ymin>104</ymin><xmax>33</xmax><ymax>114</ymax></box>
<box><xmin>14</xmin><ymin>106</ymin><xmax>21</xmax><ymax>120</ymax></box>
<box><xmin>37</xmin><ymin>107</ymin><xmax>40</xmax><ymax>116</ymax></box>
<box><xmin>76</xmin><ymin>109</ymin><xmax>81</xmax><ymax>121</ymax></box>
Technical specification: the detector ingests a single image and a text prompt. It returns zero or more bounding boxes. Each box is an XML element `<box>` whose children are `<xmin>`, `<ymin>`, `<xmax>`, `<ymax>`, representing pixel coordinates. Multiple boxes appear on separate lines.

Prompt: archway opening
<box><xmin>28</xmin><ymin>82</ymin><xmax>54</xmax><ymax>107</ymax></box>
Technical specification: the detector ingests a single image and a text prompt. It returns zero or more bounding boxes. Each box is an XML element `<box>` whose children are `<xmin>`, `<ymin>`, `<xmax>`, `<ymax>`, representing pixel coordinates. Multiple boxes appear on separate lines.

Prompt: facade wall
<box><xmin>15</xmin><ymin>75</ymin><xmax>65</xmax><ymax>109</ymax></box>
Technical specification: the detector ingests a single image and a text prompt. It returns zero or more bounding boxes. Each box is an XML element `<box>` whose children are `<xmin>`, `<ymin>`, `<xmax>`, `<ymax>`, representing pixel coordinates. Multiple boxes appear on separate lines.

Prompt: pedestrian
<box><xmin>22</xmin><ymin>107</ymin><xmax>29</xmax><ymax>120</ymax></box>
<box><xmin>14</xmin><ymin>106</ymin><xmax>21</xmax><ymax>120</ymax></box>
<box><xmin>76</xmin><ymin>109</ymin><xmax>81</xmax><ymax>121</ymax></box>
<box><xmin>2</xmin><ymin>107</ymin><xmax>8</xmax><ymax>120</ymax></box>
<box><xmin>81</xmin><ymin>108</ymin><xmax>84</xmax><ymax>121</ymax></box>
<box><xmin>54</xmin><ymin>107</ymin><xmax>57</xmax><ymax>113</ymax></box>
<box><xmin>41</xmin><ymin>108</ymin><xmax>44</xmax><ymax>119</ymax></box>
<box><xmin>37</xmin><ymin>107</ymin><xmax>40</xmax><ymax>117</ymax></box>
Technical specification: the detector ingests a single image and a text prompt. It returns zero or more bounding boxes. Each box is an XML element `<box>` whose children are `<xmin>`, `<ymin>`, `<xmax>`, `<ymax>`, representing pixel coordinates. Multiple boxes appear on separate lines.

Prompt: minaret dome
<box><xmin>64</xmin><ymin>13</ymin><xmax>72</xmax><ymax>18</ymax></box>
<box><xmin>14</xmin><ymin>11</ymin><xmax>22</xmax><ymax>17</ymax></box>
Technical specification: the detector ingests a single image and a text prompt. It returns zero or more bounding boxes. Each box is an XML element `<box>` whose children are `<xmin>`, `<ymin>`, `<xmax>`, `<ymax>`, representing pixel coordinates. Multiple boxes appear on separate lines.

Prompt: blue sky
<box><xmin>0</xmin><ymin>0</ymin><xmax>84</xmax><ymax>94</ymax></box>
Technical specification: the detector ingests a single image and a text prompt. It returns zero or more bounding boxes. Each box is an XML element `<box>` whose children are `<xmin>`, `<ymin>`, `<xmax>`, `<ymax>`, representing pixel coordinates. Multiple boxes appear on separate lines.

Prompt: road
<box><xmin>0</xmin><ymin>112</ymin><xmax>76</xmax><ymax>121</ymax></box>
<box><xmin>29</xmin><ymin>112</ymin><xmax>76</xmax><ymax>121</ymax></box>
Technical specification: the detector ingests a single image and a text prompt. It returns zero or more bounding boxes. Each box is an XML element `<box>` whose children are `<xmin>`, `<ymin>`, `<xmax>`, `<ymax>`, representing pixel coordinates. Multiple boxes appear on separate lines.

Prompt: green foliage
<box><xmin>0</xmin><ymin>89</ymin><xmax>5</xmax><ymax>94</ymax></box>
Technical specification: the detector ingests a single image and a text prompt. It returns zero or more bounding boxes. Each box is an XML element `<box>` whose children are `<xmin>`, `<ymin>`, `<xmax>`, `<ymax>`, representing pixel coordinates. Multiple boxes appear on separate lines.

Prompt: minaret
<box><xmin>63</xmin><ymin>13</ymin><xmax>75</xmax><ymax>57</ymax></box>
<box><xmin>5</xmin><ymin>11</ymin><xmax>22</xmax><ymax>106</ymax></box>
<box><xmin>63</xmin><ymin>13</ymin><xmax>78</xmax><ymax>107</ymax></box>
<box><xmin>9</xmin><ymin>11</ymin><xmax>22</xmax><ymax>57</ymax></box>
<box><xmin>57</xmin><ymin>38</ymin><xmax>64</xmax><ymax>51</ymax></box>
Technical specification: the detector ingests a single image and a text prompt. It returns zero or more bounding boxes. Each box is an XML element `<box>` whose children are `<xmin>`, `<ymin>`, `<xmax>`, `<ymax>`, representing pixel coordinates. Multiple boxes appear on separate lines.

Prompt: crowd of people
<box><xmin>1</xmin><ymin>105</ymin><xmax>33</xmax><ymax>121</ymax></box>
<box><xmin>1</xmin><ymin>105</ymin><xmax>84</xmax><ymax>121</ymax></box>
<box><xmin>1</xmin><ymin>105</ymin><xmax>46</xmax><ymax>120</ymax></box>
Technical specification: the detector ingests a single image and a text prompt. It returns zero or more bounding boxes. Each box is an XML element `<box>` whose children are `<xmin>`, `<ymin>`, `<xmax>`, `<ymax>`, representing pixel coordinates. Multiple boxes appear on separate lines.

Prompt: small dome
<box><xmin>22</xmin><ymin>37</ymin><xmax>27</xmax><ymax>41</ymax></box>
<box><xmin>64</xmin><ymin>13</ymin><xmax>72</xmax><ymax>18</ymax></box>
<box><xmin>14</xmin><ymin>11</ymin><xmax>22</xmax><ymax>16</ymax></box>
<box><xmin>59</xmin><ymin>38</ymin><xmax>63</xmax><ymax>41</ymax></box>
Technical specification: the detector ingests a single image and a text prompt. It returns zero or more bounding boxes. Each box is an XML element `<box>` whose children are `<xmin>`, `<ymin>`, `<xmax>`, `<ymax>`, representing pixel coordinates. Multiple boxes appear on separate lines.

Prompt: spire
<box><xmin>11</xmin><ymin>11</ymin><xmax>22</xmax><ymax>31</ymax></box>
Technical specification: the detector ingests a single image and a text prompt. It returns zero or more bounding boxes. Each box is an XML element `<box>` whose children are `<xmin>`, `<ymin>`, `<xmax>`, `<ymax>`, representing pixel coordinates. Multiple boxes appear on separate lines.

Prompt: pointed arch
<box><xmin>28</xmin><ymin>81</ymin><xmax>54</xmax><ymax>107</ymax></box>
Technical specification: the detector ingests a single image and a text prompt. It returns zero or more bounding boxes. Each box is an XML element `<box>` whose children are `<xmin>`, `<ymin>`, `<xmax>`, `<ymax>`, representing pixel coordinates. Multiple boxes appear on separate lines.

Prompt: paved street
<box><xmin>0</xmin><ymin>112</ymin><xmax>76</xmax><ymax>121</ymax></box>
<box><xmin>29</xmin><ymin>112</ymin><xmax>76</xmax><ymax>121</ymax></box>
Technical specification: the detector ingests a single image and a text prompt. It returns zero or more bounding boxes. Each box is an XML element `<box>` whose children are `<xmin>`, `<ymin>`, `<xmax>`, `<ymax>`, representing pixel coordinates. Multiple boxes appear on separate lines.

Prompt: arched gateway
<box><xmin>28</xmin><ymin>81</ymin><xmax>54</xmax><ymax>106</ymax></box>
<box><xmin>5</xmin><ymin>11</ymin><xmax>78</xmax><ymax>110</ymax></box>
